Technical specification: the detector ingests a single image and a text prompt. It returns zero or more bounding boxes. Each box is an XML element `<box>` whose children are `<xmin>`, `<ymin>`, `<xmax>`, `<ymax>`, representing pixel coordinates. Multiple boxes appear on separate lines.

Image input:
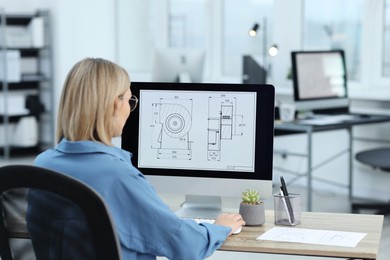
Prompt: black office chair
<box><xmin>0</xmin><ymin>165</ymin><xmax>121</xmax><ymax>260</ymax></box>
<box><xmin>352</xmin><ymin>148</ymin><xmax>390</xmax><ymax>215</ymax></box>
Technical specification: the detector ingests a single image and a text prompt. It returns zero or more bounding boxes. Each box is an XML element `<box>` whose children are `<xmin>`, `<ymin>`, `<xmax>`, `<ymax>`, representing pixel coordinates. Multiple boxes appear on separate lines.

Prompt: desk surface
<box><xmin>220</xmin><ymin>210</ymin><xmax>383</xmax><ymax>259</ymax></box>
<box><xmin>275</xmin><ymin>114</ymin><xmax>390</xmax><ymax>132</ymax></box>
<box><xmin>8</xmin><ymin>209</ymin><xmax>384</xmax><ymax>259</ymax></box>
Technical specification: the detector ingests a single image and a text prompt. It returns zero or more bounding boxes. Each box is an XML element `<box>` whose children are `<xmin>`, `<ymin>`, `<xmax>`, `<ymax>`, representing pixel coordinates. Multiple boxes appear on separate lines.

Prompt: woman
<box><xmin>26</xmin><ymin>58</ymin><xmax>245</xmax><ymax>259</ymax></box>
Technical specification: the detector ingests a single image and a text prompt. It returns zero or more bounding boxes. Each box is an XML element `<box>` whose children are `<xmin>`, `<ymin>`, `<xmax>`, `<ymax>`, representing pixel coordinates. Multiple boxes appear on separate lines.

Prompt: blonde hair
<box><xmin>56</xmin><ymin>58</ymin><xmax>130</xmax><ymax>145</ymax></box>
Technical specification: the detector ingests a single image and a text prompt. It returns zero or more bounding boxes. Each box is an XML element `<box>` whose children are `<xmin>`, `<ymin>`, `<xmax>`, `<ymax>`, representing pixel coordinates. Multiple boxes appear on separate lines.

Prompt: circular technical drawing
<box><xmin>161</xmin><ymin>104</ymin><xmax>192</xmax><ymax>138</ymax></box>
<box><xmin>166</xmin><ymin>113</ymin><xmax>185</xmax><ymax>133</ymax></box>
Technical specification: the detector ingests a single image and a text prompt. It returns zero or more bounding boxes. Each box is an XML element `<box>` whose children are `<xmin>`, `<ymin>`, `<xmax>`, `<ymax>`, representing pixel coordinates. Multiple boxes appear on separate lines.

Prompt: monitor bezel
<box><xmin>121</xmin><ymin>82</ymin><xmax>275</xmax><ymax>182</ymax></box>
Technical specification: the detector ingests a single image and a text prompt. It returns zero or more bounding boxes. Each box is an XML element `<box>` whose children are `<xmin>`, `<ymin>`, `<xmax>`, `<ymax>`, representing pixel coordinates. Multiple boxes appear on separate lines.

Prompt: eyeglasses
<box><xmin>129</xmin><ymin>95</ymin><xmax>138</xmax><ymax>112</ymax></box>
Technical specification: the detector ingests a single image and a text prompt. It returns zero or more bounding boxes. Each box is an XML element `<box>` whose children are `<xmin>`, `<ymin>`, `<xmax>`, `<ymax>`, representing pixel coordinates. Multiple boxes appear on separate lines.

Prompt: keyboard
<box><xmin>318</xmin><ymin>114</ymin><xmax>360</xmax><ymax>121</ymax></box>
<box><xmin>296</xmin><ymin>114</ymin><xmax>364</xmax><ymax>125</ymax></box>
<box><xmin>186</xmin><ymin>218</ymin><xmax>216</xmax><ymax>224</ymax></box>
<box><xmin>185</xmin><ymin>218</ymin><xmax>242</xmax><ymax>234</ymax></box>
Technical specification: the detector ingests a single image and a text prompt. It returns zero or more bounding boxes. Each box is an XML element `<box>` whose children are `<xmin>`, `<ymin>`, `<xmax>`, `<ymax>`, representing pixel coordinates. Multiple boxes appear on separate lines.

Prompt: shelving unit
<box><xmin>0</xmin><ymin>10</ymin><xmax>54</xmax><ymax>159</ymax></box>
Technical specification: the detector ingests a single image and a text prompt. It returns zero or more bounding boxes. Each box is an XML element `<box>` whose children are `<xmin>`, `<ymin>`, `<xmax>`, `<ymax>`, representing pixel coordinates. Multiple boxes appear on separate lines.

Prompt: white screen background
<box><xmin>138</xmin><ymin>90</ymin><xmax>257</xmax><ymax>173</ymax></box>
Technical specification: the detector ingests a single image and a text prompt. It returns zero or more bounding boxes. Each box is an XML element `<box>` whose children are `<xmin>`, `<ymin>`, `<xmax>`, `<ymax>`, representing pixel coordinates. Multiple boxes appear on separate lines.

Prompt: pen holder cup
<box><xmin>274</xmin><ymin>193</ymin><xmax>301</xmax><ymax>226</ymax></box>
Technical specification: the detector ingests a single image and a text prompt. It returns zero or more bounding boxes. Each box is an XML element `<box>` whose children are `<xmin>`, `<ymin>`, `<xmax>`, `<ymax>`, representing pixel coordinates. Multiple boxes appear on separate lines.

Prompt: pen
<box><xmin>279</xmin><ymin>188</ymin><xmax>292</xmax><ymax>225</ymax></box>
<box><xmin>280</xmin><ymin>176</ymin><xmax>295</xmax><ymax>224</ymax></box>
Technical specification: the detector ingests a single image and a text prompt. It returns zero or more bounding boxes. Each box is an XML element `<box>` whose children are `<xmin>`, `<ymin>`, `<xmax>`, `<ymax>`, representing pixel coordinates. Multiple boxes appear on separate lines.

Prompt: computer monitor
<box><xmin>291</xmin><ymin>50</ymin><xmax>349</xmax><ymax>114</ymax></box>
<box><xmin>242</xmin><ymin>55</ymin><xmax>267</xmax><ymax>84</ymax></box>
<box><xmin>152</xmin><ymin>48</ymin><xmax>205</xmax><ymax>83</ymax></box>
<box><xmin>121</xmin><ymin>82</ymin><xmax>275</xmax><ymax>218</ymax></box>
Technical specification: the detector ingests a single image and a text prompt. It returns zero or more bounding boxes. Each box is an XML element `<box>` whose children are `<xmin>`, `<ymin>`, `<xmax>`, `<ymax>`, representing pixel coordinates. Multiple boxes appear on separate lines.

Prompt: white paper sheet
<box><xmin>257</xmin><ymin>227</ymin><xmax>367</xmax><ymax>247</ymax></box>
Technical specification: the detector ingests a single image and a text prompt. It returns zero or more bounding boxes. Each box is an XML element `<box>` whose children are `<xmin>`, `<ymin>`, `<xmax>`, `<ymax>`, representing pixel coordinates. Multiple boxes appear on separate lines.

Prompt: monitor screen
<box><xmin>121</xmin><ymin>82</ymin><xmax>275</xmax><ymax>218</ymax></box>
<box><xmin>291</xmin><ymin>50</ymin><xmax>349</xmax><ymax>113</ymax></box>
<box><xmin>152</xmin><ymin>48</ymin><xmax>205</xmax><ymax>83</ymax></box>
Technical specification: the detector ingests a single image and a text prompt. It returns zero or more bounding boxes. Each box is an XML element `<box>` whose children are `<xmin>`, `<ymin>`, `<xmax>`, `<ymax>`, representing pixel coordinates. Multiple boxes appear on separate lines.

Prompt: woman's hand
<box><xmin>214</xmin><ymin>213</ymin><xmax>245</xmax><ymax>235</ymax></box>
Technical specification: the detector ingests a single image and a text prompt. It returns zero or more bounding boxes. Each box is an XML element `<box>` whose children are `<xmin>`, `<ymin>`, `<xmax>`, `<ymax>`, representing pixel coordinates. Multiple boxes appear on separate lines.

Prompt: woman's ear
<box><xmin>113</xmin><ymin>97</ymin><xmax>120</xmax><ymax>117</ymax></box>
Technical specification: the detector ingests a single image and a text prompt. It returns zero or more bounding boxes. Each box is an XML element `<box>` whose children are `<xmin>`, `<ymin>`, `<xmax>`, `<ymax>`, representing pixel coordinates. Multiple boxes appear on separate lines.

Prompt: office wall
<box><xmin>53</xmin><ymin>0</ymin><xmax>116</xmax><ymax>111</ymax></box>
<box><xmin>0</xmin><ymin>0</ymin><xmax>117</xmax><ymax>122</ymax></box>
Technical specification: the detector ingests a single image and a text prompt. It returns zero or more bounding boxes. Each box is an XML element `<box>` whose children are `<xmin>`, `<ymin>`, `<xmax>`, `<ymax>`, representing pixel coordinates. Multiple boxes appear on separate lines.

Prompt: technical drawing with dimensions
<box><xmin>138</xmin><ymin>90</ymin><xmax>257</xmax><ymax>173</ymax></box>
<box><xmin>150</xmin><ymin>98</ymin><xmax>193</xmax><ymax>160</ymax></box>
<box><xmin>207</xmin><ymin>96</ymin><xmax>244</xmax><ymax>161</ymax></box>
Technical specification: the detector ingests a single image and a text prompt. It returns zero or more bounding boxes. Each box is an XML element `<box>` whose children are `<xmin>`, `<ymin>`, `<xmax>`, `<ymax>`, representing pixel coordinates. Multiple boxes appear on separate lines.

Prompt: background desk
<box><xmin>220</xmin><ymin>210</ymin><xmax>383</xmax><ymax>259</ymax></box>
<box><xmin>274</xmin><ymin>114</ymin><xmax>390</xmax><ymax>211</ymax></box>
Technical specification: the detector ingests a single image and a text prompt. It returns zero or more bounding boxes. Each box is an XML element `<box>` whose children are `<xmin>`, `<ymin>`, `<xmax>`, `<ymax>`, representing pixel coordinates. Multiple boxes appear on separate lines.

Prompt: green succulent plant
<box><xmin>241</xmin><ymin>189</ymin><xmax>262</xmax><ymax>205</ymax></box>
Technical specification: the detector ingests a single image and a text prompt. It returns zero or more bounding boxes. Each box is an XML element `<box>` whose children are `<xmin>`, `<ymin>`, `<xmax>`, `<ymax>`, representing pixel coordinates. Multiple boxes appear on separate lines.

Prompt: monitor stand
<box><xmin>177</xmin><ymin>72</ymin><xmax>192</xmax><ymax>83</ymax></box>
<box><xmin>175</xmin><ymin>195</ymin><xmax>222</xmax><ymax>219</ymax></box>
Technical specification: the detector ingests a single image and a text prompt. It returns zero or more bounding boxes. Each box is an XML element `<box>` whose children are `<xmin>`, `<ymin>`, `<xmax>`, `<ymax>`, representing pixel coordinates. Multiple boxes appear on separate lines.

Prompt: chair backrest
<box><xmin>0</xmin><ymin>165</ymin><xmax>121</xmax><ymax>260</ymax></box>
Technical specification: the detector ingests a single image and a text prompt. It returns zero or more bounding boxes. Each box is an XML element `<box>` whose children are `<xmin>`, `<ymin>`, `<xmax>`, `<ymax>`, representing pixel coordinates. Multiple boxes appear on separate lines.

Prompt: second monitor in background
<box><xmin>152</xmin><ymin>48</ymin><xmax>205</xmax><ymax>83</ymax></box>
<box><xmin>291</xmin><ymin>49</ymin><xmax>349</xmax><ymax>114</ymax></box>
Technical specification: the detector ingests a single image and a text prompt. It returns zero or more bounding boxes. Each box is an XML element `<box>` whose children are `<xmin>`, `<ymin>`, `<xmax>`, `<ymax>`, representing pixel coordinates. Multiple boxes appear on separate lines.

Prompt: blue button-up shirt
<box><xmin>27</xmin><ymin>139</ymin><xmax>230</xmax><ymax>260</ymax></box>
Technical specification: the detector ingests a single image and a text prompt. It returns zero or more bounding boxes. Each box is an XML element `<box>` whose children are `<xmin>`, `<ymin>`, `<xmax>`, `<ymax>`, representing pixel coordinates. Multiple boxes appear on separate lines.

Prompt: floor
<box><xmin>2</xmin><ymin>156</ymin><xmax>389</xmax><ymax>260</ymax></box>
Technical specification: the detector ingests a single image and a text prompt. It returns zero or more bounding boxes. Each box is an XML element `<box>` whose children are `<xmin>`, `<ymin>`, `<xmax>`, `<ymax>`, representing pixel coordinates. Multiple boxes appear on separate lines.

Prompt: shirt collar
<box><xmin>56</xmin><ymin>138</ymin><xmax>132</xmax><ymax>163</ymax></box>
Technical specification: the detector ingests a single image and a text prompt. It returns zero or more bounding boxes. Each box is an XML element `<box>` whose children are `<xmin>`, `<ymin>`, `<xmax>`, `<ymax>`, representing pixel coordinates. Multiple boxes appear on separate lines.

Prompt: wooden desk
<box><xmin>220</xmin><ymin>210</ymin><xmax>384</xmax><ymax>259</ymax></box>
<box><xmin>7</xmin><ymin>209</ymin><xmax>384</xmax><ymax>259</ymax></box>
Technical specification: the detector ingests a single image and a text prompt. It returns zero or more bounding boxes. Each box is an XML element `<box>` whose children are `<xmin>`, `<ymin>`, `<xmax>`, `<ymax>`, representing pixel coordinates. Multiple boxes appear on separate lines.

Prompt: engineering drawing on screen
<box><xmin>151</xmin><ymin>98</ymin><xmax>193</xmax><ymax>160</ymax></box>
<box><xmin>139</xmin><ymin>90</ymin><xmax>257</xmax><ymax>173</ymax></box>
<box><xmin>207</xmin><ymin>96</ymin><xmax>244</xmax><ymax>161</ymax></box>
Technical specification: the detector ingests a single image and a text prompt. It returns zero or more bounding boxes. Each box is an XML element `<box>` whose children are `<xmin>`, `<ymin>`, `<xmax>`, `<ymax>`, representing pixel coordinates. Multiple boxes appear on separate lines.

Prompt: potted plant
<box><xmin>239</xmin><ymin>188</ymin><xmax>265</xmax><ymax>226</ymax></box>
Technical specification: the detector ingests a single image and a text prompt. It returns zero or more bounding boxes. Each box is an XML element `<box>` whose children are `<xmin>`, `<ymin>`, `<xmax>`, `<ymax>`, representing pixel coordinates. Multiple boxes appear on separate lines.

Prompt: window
<box><xmin>222</xmin><ymin>0</ymin><xmax>274</xmax><ymax>76</ymax></box>
<box><xmin>117</xmin><ymin>0</ymin><xmax>160</xmax><ymax>73</ymax></box>
<box><xmin>383</xmin><ymin>0</ymin><xmax>390</xmax><ymax>76</ymax></box>
<box><xmin>168</xmin><ymin>0</ymin><xmax>208</xmax><ymax>48</ymax></box>
<box><xmin>303</xmin><ymin>0</ymin><xmax>363</xmax><ymax>81</ymax></box>
<box><xmin>117</xmin><ymin>0</ymin><xmax>208</xmax><ymax>75</ymax></box>
<box><xmin>117</xmin><ymin>0</ymin><xmax>390</xmax><ymax>97</ymax></box>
